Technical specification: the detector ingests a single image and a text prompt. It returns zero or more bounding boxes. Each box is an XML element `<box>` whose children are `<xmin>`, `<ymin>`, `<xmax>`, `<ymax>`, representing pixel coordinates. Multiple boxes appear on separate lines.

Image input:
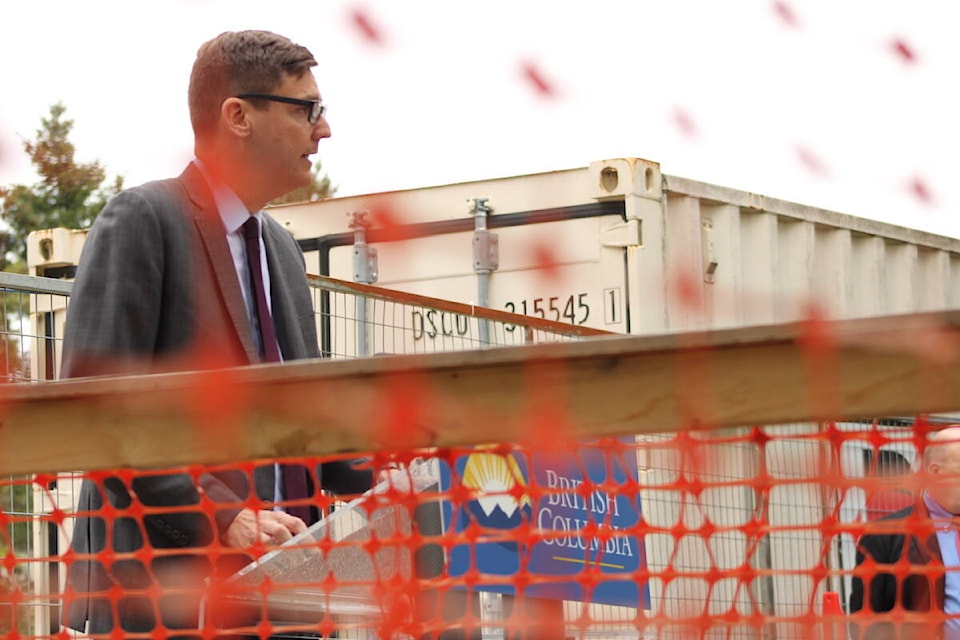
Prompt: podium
<box><xmin>205</xmin><ymin>466</ymin><xmax>439</xmax><ymax>638</ymax></box>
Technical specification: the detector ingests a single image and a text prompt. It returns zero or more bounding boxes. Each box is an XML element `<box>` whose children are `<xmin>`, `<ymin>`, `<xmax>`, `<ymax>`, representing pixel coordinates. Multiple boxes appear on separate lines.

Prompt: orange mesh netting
<box><xmin>1</xmin><ymin>419</ymin><xmax>954</xmax><ymax>639</ymax></box>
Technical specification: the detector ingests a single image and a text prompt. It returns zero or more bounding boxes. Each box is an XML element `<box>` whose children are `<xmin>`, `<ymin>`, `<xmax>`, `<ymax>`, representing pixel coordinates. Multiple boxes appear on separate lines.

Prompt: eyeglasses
<box><xmin>236</xmin><ymin>93</ymin><xmax>327</xmax><ymax>125</ymax></box>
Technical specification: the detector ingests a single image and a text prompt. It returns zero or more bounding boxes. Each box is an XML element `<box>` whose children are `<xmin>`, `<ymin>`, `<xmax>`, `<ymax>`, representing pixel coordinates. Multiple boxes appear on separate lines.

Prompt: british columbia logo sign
<box><xmin>439</xmin><ymin>438</ymin><xmax>649</xmax><ymax>608</ymax></box>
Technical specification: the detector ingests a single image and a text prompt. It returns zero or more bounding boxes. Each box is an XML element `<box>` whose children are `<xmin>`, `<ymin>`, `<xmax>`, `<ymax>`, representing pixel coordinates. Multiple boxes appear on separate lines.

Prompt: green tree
<box><xmin>269</xmin><ymin>161</ymin><xmax>336</xmax><ymax>205</ymax></box>
<box><xmin>0</xmin><ymin>102</ymin><xmax>122</xmax><ymax>271</ymax></box>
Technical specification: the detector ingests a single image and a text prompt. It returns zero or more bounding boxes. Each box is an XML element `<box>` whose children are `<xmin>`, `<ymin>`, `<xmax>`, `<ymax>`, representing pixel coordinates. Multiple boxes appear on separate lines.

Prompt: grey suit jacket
<box><xmin>849</xmin><ymin>502</ymin><xmax>945</xmax><ymax>640</ymax></box>
<box><xmin>61</xmin><ymin>163</ymin><xmax>372</xmax><ymax>635</ymax></box>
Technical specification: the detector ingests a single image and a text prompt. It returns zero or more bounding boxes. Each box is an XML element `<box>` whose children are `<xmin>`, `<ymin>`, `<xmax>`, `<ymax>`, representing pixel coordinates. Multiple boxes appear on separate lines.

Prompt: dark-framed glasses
<box><xmin>236</xmin><ymin>93</ymin><xmax>327</xmax><ymax>124</ymax></box>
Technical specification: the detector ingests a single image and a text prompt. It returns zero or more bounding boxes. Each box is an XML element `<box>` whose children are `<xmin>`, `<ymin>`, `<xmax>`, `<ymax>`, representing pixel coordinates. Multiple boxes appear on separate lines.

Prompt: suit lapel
<box><xmin>179</xmin><ymin>164</ymin><xmax>259</xmax><ymax>363</ymax></box>
<box><xmin>906</xmin><ymin>500</ymin><xmax>945</xmax><ymax>612</ymax></box>
<box><xmin>262</xmin><ymin>218</ymin><xmax>308</xmax><ymax>361</ymax></box>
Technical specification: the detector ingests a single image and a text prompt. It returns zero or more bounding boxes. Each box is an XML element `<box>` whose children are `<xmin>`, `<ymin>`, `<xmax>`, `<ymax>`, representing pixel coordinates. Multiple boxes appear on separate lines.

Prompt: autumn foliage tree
<box><xmin>0</xmin><ymin>103</ymin><xmax>121</xmax><ymax>383</ymax></box>
<box><xmin>0</xmin><ymin>102</ymin><xmax>122</xmax><ymax>271</ymax></box>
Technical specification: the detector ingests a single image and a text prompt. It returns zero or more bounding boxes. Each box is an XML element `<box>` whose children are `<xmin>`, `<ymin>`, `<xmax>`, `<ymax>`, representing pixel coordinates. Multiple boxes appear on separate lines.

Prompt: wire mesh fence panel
<box><xmin>0</xmin><ymin>273</ymin><xmax>77</xmax><ymax>637</ymax></box>
<box><xmin>639</xmin><ymin>428</ymin><xmax>760</xmax><ymax>640</ymax></box>
<box><xmin>629</xmin><ymin>421</ymin><xmax>936</xmax><ymax>640</ymax></box>
<box><xmin>0</xmin><ymin>272</ymin><xmax>71</xmax><ymax>383</ymax></box>
<box><xmin>309</xmin><ymin>275</ymin><xmax>608</xmax><ymax>359</ymax></box>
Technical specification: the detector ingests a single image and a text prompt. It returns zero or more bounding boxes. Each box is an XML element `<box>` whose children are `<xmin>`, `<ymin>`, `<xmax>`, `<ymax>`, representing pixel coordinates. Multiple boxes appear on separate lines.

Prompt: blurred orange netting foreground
<box><xmin>4</xmin><ymin>422</ymin><xmax>959</xmax><ymax>640</ymax></box>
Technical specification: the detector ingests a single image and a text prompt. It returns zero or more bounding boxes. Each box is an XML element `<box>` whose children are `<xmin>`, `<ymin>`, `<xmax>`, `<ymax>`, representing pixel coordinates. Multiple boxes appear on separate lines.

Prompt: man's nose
<box><xmin>313</xmin><ymin>115</ymin><xmax>331</xmax><ymax>140</ymax></box>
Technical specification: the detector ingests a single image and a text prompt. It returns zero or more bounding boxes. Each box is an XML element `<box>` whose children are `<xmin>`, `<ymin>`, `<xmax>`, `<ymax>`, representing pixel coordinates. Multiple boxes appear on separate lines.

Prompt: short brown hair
<box><xmin>188</xmin><ymin>30</ymin><xmax>317</xmax><ymax>138</ymax></box>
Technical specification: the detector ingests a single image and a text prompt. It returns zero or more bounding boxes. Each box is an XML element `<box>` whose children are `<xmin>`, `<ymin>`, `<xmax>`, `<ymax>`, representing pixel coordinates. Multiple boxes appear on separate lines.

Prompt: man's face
<box><xmin>247</xmin><ymin>70</ymin><xmax>330</xmax><ymax>200</ymax></box>
<box><xmin>929</xmin><ymin>445</ymin><xmax>960</xmax><ymax>513</ymax></box>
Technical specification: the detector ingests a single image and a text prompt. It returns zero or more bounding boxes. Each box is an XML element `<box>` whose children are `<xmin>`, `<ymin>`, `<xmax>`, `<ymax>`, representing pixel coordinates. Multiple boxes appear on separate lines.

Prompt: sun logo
<box><xmin>461</xmin><ymin>450</ymin><xmax>533</xmax><ymax>524</ymax></box>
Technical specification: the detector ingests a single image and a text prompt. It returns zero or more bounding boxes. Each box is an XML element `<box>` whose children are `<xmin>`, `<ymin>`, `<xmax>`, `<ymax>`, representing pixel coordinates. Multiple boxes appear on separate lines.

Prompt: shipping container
<box><xmin>276</xmin><ymin>156</ymin><xmax>960</xmax><ymax>338</ymax></box>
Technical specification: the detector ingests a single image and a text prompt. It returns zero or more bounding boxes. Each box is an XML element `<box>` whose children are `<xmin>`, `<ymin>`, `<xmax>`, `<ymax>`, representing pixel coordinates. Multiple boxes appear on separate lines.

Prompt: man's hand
<box><xmin>223</xmin><ymin>508</ymin><xmax>308</xmax><ymax>549</ymax></box>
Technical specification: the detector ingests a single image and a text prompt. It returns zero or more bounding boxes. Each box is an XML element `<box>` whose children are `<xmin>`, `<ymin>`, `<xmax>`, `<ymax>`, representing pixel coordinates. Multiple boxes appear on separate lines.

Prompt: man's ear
<box><xmin>221</xmin><ymin>97</ymin><xmax>253</xmax><ymax>138</ymax></box>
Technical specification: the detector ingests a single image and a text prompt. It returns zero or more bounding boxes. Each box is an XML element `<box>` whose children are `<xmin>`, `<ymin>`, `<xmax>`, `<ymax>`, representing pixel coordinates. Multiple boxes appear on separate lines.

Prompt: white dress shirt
<box><xmin>924</xmin><ymin>491</ymin><xmax>960</xmax><ymax>631</ymax></box>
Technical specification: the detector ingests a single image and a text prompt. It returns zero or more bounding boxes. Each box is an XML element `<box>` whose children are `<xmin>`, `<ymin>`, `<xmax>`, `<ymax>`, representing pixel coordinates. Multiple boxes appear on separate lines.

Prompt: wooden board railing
<box><xmin>2</xmin><ymin>311</ymin><xmax>959</xmax><ymax>474</ymax></box>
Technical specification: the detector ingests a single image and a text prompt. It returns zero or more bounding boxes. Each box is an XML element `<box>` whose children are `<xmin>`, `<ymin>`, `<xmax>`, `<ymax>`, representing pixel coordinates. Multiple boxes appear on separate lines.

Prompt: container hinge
<box><xmin>601</xmin><ymin>219</ymin><xmax>641</xmax><ymax>248</ymax></box>
<box><xmin>702</xmin><ymin>219</ymin><xmax>718</xmax><ymax>283</ymax></box>
<box><xmin>470</xmin><ymin>198</ymin><xmax>499</xmax><ymax>272</ymax></box>
<box><xmin>348</xmin><ymin>211</ymin><xmax>378</xmax><ymax>284</ymax></box>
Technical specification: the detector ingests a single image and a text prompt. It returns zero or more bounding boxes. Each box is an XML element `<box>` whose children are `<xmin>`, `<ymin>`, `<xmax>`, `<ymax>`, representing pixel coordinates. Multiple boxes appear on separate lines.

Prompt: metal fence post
<box><xmin>349</xmin><ymin>212</ymin><xmax>378</xmax><ymax>357</ymax></box>
<box><xmin>470</xmin><ymin>198</ymin><xmax>498</xmax><ymax>347</ymax></box>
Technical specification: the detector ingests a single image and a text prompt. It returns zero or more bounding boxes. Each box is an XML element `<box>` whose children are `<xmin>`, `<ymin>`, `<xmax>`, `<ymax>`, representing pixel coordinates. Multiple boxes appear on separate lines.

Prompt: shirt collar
<box><xmin>193</xmin><ymin>159</ymin><xmax>260</xmax><ymax>234</ymax></box>
<box><xmin>924</xmin><ymin>490</ymin><xmax>955</xmax><ymax>524</ymax></box>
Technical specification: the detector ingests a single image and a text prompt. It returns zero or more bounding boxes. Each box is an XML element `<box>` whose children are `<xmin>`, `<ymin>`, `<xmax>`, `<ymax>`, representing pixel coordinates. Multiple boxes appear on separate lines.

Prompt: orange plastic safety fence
<box><xmin>2</xmin><ymin>419</ymin><xmax>957</xmax><ymax>639</ymax></box>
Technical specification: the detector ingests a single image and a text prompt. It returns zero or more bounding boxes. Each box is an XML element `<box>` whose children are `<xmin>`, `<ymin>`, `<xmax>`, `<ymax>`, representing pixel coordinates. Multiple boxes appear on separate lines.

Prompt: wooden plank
<box><xmin>2</xmin><ymin>311</ymin><xmax>960</xmax><ymax>475</ymax></box>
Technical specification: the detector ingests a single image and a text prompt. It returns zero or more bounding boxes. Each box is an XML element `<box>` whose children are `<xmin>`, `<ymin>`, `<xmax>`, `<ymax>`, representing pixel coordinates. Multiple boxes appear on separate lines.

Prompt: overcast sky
<box><xmin>1</xmin><ymin>0</ymin><xmax>957</xmax><ymax>237</ymax></box>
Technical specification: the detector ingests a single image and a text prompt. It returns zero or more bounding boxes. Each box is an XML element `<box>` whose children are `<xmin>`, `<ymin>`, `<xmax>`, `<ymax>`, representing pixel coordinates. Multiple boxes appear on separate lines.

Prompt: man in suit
<box><xmin>863</xmin><ymin>450</ymin><xmax>914</xmax><ymax>522</ymax></box>
<box><xmin>60</xmin><ymin>30</ymin><xmax>372</xmax><ymax>637</ymax></box>
<box><xmin>850</xmin><ymin>426</ymin><xmax>960</xmax><ymax>639</ymax></box>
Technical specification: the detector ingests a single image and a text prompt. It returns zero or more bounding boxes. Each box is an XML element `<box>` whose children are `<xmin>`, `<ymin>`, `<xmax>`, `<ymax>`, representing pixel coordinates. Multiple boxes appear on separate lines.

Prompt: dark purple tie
<box><xmin>241</xmin><ymin>217</ymin><xmax>281</xmax><ymax>363</ymax></box>
<box><xmin>242</xmin><ymin>217</ymin><xmax>312</xmax><ymax>523</ymax></box>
